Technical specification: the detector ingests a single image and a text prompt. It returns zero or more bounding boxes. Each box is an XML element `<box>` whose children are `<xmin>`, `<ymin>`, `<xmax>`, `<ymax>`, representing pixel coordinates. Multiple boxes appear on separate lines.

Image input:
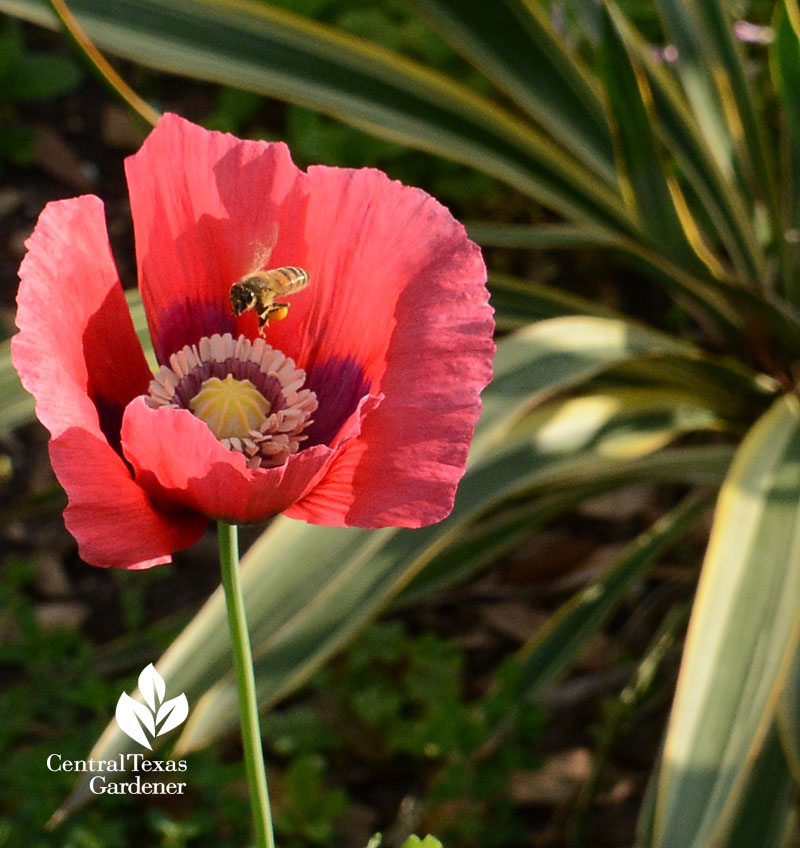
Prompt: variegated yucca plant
<box><xmin>2</xmin><ymin>0</ymin><xmax>800</xmax><ymax>844</ymax></box>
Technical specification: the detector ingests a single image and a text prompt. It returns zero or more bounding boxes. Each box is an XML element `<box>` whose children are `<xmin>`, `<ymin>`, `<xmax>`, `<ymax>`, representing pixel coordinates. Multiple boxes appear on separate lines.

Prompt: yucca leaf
<box><xmin>653</xmin><ymin>0</ymin><xmax>778</xmax><ymax>248</ymax></box>
<box><xmin>562</xmin><ymin>0</ymin><xmax>602</xmax><ymax>43</ymax></box>
<box><xmin>680</xmin><ymin>0</ymin><xmax>779</xmax><ymax>241</ymax></box>
<box><xmin>407</xmin><ymin>0</ymin><xmax>616</xmax><ymax>185</ymax></box>
<box><xmin>598</xmin><ymin>3</ymin><xmax>707</xmax><ymax>274</ymax></box>
<box><xmin>614</xmin><ymin>237</ymin><xmax>800</xmax><ymax>355</ymax></box>
<box><xmin>401</xmin><ymin>387</ymin><xmax>726</xmax><ymax>603</ymax></box>
<box><xmin>0</xmin><ymin>342</ymin><xmax>35</xmax><ymax>434</ymax></box>
<box><xmin>616</xmin><ymin>18</ymin><xmax>765</xmax><ymax>283</ymax></box>
<box><xmin>468</xmin><ymin>220</ymin><xmax>800</xmax><ymax>353</ymax></box>
<box><xmin>464</xmin><ymin>222</ymin><xmax>748</xmax><ymax>340</ymax></box>
<box><xmin>488</xmin><ymin>271</ymin><xmax>622</xmax><ymax>329</ymax></box>
<box><xmin>466</xmin><ymin>220</ymin><xmax>621</xmax><ymax>251</ymax></box>
<box><xmin>720</xmin><ymin>724</ymin><xmax>797</xmax><ymax>848</ymax></box>
<box><xmin>651</xmin><ymin>0</ymin><xmax>736</xmax><ymax>184</ymax></box>
<box><xmin>0</xmin><ymin>0</ymin><xmax>631</xmax><ymax>230</ymax></box>
<box><xmin>175</xmin><ymin>443</ymin><xmax>730</xmax><ymax>755</ymax></box>
<box><xmin>770</xmin><ymin>3</ymin><xmax>800</xmax><ymax>303</ymax></box>
<box><xmin>652</xmin><ymin>394</ymin><xmax>800</xmax><ymax>848</ymax></box>
<box><xmin>469</xmin><ymin>315</ymin><xmax>700</xmax><ymax>457</ymax></box>
<box><xmin>601</xmin><ymin>355</ymin><xmax>776</xmax><ymax>425</ymax></box>
<box><xmin>776</xmin><ymin>626</ymin><xmax>800</xmax><ymax>782</ymax></box>
<box><xmin>394</xmin><ymin>494</ymin><xmax>585</xmax><ymax>607</ymax></box>
<box><xmin>509</xmin><ymin>491</ymin><xmax>711</xmax><ymax>696</ymax></box>
<box><xmin>64</xmin><ymin>427</ymin><xmax>732</xmax><ymax>814</ymax></box>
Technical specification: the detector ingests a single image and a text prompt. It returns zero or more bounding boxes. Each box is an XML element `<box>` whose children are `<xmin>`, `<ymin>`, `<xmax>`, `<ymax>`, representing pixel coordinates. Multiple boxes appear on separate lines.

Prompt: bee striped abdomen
<box><xmin>264</xmin><ymin>267</ymin><xmax>309</xmax><ymax>294</ymax></box>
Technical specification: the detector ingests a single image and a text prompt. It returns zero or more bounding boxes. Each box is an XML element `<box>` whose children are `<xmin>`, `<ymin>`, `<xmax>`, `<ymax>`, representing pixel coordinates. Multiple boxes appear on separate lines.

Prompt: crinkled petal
<box><xmin>51</xmin><ymin>428</ymin><xmax>206</xmax><ymax>569</ymax></box>
<box><xmin>12</xmin><ymin>196</ymin><xmax>152</xmax><ymax>446</ymax></box>
<box><xmin>277</xmin><ymin>168</ymin><xmax>495</xmax><ymax>527</ymax></box>
<box><xmin>125</xmin><ymin>113</ymin><xmax>309</xmax><ymax>364</ymax></box>
<box><xmin>120</xmin><ymin>395</ymin><xmax>378</xmax><ymax>523</ymax></box>
<box><xmin>12</xmin><ymin>197</ymin><xmax>201</xmax><ymax>568</ymax></box>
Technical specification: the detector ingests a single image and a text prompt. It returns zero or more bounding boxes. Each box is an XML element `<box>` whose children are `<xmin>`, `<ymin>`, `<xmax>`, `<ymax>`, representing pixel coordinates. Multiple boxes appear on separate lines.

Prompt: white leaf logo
<box><xmin>115</xmin><ymin>664</ymin><xmax>188</xmax><ymax>749</ymax></box>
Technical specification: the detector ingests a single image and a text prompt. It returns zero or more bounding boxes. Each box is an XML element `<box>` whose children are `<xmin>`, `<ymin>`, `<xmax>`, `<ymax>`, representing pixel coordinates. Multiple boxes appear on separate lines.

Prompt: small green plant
<box><xmin>261</xmin><ymin>622</ymin><xmax>545</xmax><ymax>847</ymax></box>
<box><xmin>401</xmin><ymin>837</ymin><xmax>444</xmax><ymax>848</ymax></box>
<box><xmin>274</xmin><ymin>755</ymin><xmax>348</xmax><ymax>847</ymax></box>
<box><xmin>0</xmin><ymin>562</ymin><xmax>253</xmax><ymax>847</ymax></box>
<box><xmin>367</xmin><ymin>834</ymin><xmax>444</xmax><ymax>848</ymax></box>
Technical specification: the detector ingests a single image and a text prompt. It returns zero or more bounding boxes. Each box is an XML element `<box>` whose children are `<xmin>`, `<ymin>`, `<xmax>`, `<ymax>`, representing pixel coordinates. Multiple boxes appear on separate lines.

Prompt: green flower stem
<box><xmin>218</xmin><ymin>521</ymin><xmax>275</xmax><ymax>848</ymax></box>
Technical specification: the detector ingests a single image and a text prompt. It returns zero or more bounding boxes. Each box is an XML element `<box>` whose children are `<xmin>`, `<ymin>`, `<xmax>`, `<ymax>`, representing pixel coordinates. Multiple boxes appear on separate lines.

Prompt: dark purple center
<box><xmin>171</xmin><ymin>357</ymin><xmax>287</xmax><ymax>414</ymax></box>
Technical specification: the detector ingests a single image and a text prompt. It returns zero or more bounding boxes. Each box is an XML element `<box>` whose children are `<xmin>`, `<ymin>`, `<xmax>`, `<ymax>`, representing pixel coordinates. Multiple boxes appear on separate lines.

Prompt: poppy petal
<box><xmin>51</xmin><ymin>428</ymin><xmax>206</xmax><ymax>569</ymax></box>
<box><xmin>124</xmin><ymin>113</ymin><xmax>309</xmax><ymax>364</ymax></box>
<box><xmin>12</xmin><ymin>195</ymin><xmax>204</xmax><ymax>568</ymax></box>
<box><xmin>120</xmin><ymin>390</ymin><xmax>382</xmax><ymax>523</ymax></box>
<box><xmin>12</xmin><ymin>195</ymin><xmax>152</xmax><ymax>446</ymax></box>
<box><xmin>121</xmin><ymin>397</ymin><xmax>325</xmax><ymax>523</ymax></box>
<box><xmin>275</xmin><ymin>168</ymin><xmax>495</xmax><ymax>527</ymax></box>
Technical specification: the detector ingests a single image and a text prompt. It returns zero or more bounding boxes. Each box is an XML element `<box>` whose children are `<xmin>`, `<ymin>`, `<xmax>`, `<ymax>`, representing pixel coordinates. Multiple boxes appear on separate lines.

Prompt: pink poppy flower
<box><xmin>12</xmin><ymin>114</ymin><xmax>495</xmax><ymax>570</ymax></box>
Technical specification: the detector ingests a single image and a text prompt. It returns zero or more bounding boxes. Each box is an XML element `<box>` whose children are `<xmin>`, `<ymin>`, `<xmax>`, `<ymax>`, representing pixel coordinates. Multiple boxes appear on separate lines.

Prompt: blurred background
<box><xmin>0</xmin><ymin>1</ymin><xmax>796</xmax><ymax>847</ymax></box>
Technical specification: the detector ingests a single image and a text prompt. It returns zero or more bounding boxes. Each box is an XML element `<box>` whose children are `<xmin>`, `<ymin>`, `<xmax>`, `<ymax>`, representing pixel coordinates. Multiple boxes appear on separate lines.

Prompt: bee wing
<box><xmin>249</xmin><ymin>222</ymin><xmax>280</xmax><ymax>271</ymax></box>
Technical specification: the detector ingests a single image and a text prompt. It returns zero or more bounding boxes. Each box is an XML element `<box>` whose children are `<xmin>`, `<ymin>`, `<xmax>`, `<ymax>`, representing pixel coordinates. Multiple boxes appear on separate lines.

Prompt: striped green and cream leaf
<box><xmin>770</xmin><ymin>2</ymin><xmax>800</xmax><ymax>303</ymax></box>
<box><xmin>652</xmin><ymin>0</ymin><xmax>778</xmax><ymax>249</ymax></box>
<box><xmin>407</xmin><ymin>0</ymin><xmax>616</xmax><ymax>185</ymax></box>
<box><xmin>172</xmin><ymin>440</ymin><xmax>731</xmax><ymax>755</ymax></box>
<box><xmin>0</xmin><ymin>0</ymin><xmax>630</xmax><ymax>230</ymax></box>
<box><xmin>719</xmin><ymin>724</ymin><xmax>797</xmax><ymax>848</ymax></box>
<box><xmin>488</xmin><ymin>272</ymin><xmax>623</xmax><ymax>330</ymax></box>
<box><xmin>615</xmin><ymin>16</ymin><xmax>765</xmax><ymax>283</ymax></box>
<box><xmin>598</xmin><ymin>3</ymin><xmax>706</xmax><ymax>274</ymax></box>
<box><xmin>651</xmin><ymin>394</ymin><xmax>800</xmax><ymax>848</ymax></box>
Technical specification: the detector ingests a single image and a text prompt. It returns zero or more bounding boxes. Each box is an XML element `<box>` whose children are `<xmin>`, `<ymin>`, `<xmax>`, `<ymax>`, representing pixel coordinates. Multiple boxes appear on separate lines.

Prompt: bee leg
<box><xmin>268</xmin><ymin>303</ymin><xmax>291</xmax><ymax>323</ymax></box>
<box><xmin>257</xmin><ymin>312</ymin><xmax>270</xmax><ymax>336</ymax></box>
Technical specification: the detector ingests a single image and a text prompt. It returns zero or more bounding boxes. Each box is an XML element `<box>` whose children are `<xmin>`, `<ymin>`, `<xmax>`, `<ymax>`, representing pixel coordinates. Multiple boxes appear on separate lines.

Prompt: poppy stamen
<box><xmin>146</xmin><ymin>333</ymin><xmax>317</xmax><ymax>469</ymax></box>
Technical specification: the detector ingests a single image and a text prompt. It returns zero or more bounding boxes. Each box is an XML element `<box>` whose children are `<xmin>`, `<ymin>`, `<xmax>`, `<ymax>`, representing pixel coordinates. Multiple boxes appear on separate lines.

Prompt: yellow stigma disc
<box><xmin>189</xmin><ymin>374</ymin><xmax>270</xmax><ymax>440</ymax></box>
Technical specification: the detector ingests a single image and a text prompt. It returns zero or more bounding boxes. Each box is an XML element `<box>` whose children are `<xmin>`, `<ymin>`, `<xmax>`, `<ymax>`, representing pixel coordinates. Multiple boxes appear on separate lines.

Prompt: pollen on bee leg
<box><xmin>146</xmin><ymin>333</ymin><xmax>318</xmax><ymax>468</ymax></box>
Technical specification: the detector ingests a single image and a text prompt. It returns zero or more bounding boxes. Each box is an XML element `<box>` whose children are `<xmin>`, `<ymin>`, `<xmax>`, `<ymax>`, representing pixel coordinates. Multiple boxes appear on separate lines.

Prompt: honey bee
<box><xmin>229</xmin><ymin>266</ymin><xmax>310</xmax><ymax>335</ymax></box>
